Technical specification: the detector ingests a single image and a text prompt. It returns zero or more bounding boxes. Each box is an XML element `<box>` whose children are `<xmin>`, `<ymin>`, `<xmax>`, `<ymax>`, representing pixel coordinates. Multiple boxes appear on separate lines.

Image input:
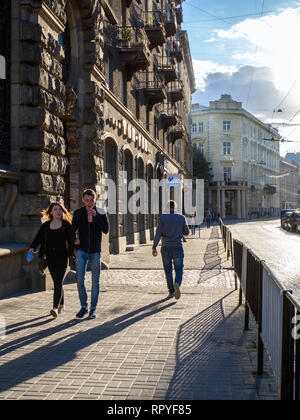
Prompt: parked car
<box><xmin>281</xmin><ymin>209</ymin><xmax>300</xmax><ymax>232</ymax></box>
<box><xmin>281</xmin><ymin>209</ymin><xmax>293</xmax><ymax>229</ymax></box>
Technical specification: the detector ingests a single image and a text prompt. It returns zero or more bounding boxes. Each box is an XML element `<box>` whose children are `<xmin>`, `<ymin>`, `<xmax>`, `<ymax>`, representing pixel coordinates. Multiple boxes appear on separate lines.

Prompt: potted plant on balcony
<box><xmin>136</xmin><ymin>28</ymin><xmax>145</xmax><ymax>45</ymax></box>
<box><xmin>119</xmin><ymin>27</ymin><xmax>133</xmax><ymax>46</ymax></box>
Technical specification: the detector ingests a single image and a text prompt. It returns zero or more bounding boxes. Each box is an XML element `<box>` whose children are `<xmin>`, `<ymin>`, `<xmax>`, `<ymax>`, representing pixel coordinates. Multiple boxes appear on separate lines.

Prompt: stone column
<box><xmin>242</xmin><ymin>190</ymin><xmax>246</xmax><ymax>219</ymax></box>
<box><xmin>221</xmin><ymin>188</ymin><xmax>226</xmax><ymax>219</ymax></box>
<box><xmin>208</xmin><ymin>188</ymin><xmax>212</xmax><ymax>208</ymax></box>
<box><xmin>217</xmin><ymin>187</ymin><xmax>221</xmax><ymax>216</ymax></box>
<box><xmin>237</xmin><ymin>189</ymin><xmax>242</xmax><ymax>219</ymax></box>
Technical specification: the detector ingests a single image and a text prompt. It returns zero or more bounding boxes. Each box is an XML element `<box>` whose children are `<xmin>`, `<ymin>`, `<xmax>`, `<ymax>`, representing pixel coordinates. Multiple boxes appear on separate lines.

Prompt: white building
<box><xmin>191</xmin><ymin>95</ymin><xmax>281</xmax><ymax>219</ymax></box>
<box><xmin>280</xmin><ymin>158</ymin><xmax>300</xmax><ymax>209</ymax></box>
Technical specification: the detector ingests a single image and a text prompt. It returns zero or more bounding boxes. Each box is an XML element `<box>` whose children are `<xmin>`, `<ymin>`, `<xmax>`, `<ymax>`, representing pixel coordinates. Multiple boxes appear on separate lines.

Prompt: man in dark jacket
<box><xmin>152</xmin><ymin>200</ymin><xmax>189</xmax><ymax>300</ymax></box>
<box><xmin>72</xmin><ymin>189</ymin><xmax>109</xmax><ymax>319</ymax></box>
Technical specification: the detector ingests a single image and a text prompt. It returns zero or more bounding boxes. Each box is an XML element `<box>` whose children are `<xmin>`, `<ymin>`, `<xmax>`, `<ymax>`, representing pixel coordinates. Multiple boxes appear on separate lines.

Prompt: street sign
<box><xmin>166</xmin><ymin>174</ymin><xmax>181</xmax><ymax>188</ymax></box>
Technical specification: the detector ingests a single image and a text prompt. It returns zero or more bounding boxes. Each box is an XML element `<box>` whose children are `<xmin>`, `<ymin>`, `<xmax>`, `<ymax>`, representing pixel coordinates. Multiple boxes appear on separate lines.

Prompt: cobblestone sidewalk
<box><xmin>0</xmin><ymin>226</ymin><xmax>279</xmax><ymax>400</ymax></box>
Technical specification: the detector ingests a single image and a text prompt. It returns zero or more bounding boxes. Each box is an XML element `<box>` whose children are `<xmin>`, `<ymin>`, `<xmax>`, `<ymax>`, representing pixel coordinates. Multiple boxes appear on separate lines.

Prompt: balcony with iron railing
<box><xmin>134</xmin><ymin>71</ymin><xmax>167</xmax><ymax>109</ymax></box>
<box><xmin>175</xmin><ymin>5</ymin><xmax>183</xmax><ymax>25</ymax></box>
<box><xmin>264</xmin><ymin>184</ymin><xmax>277</xmax><ymax>194</ymax></box>
<box><xmin>142</xmin><ymin>10</ymin><xmax>166</xmax><ymax>49</ymax></box>
<box><xmin>154</xmin><ymin>54</ymin><xmax>177</xmax><ymax>84</ymax></box>
<box><xmin>169</xmin><ymin>39</ymin><xmax>183</xmax><ymax>62</ymax></box>
<box><xmin>117</xmin><ymin>27</ymin><xmax>151</xmax><ymax>78</ymax></box>
<box><xmin>164</xmin><ymin>7</ymin><xmax>177</xmax><ymax>37</ymax></box>
<box><xmin>169</xmin><ymin>118</ymin><xmax>184</xmax><ymax>142</ymax></box>
<box><xmin>168</xmin><ymin>80</ymin><xmax>184</xmax><ymax>103</ymax></box>
<box><xmin>158</xmin><ymin>103</ymin><xmax>178</xmax><ymax>130</ymax></box>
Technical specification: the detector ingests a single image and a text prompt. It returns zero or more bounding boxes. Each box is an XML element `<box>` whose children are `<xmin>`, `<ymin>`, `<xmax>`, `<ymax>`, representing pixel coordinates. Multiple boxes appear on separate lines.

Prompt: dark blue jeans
<box><xmin>76</xmin><ymin>249</ymin><xmax>101</xmax><ymax>310</ymax></box>
<box><xmin>161</xmin><ymin>247</ymin><xmax>184</xmax><ymax>294</ymax></box>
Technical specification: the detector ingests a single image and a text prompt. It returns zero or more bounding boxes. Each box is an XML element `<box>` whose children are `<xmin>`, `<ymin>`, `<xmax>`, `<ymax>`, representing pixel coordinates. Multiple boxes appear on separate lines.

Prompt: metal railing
<box><xmin>134</xmin><ymin>70</ymin><xmax>165</xmax><ymax>90</ymax></box>
<box><xmin>219</xmin><ymin>218</ymin><xmax>300</xmax><ymax>400</ymax></box>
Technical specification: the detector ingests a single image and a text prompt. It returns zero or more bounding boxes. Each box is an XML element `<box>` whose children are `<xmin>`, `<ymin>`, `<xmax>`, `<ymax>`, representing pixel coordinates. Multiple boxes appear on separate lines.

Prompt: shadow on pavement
<box><xmin>0</xmin><ymin>298</ymin><xmax>175</xmax><ymax>393</ymax></box>
<box><xmin>162</xmin><ymin>291</ymin><xmax>254</xmax><ymax>400</ymax></box>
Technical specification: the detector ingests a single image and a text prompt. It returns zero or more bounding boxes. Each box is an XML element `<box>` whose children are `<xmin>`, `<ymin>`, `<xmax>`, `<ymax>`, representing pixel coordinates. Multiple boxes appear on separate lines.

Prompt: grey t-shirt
<box><xmin>153</xmin><ymin>212</ymin><xmax>190</xmax><ymax>249</ymax></box>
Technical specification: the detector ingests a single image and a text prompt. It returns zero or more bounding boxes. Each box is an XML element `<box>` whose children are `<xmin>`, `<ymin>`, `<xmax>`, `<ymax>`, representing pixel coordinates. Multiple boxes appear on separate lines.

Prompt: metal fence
<box><xmin>219</xmin><ymin>218</ymin><xmax>300</xmax><ymax>400</ymax></box>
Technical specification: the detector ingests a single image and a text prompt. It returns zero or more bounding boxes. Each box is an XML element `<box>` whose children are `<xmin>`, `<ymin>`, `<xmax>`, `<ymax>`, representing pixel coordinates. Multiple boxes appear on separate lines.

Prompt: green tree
<box><xmin>192</xmin><ymin>144</ymin><xmax>213</xmax><ymax>182</ymax></box>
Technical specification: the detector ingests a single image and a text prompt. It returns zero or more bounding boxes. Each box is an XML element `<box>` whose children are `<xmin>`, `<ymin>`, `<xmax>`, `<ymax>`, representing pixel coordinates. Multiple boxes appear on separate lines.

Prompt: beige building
<box><xmin>191</xmin><ymin>95</ymin><xmax>281</xmax><ymax>219</ymax></box>
<box><xmin>280</xmin><ymin>158</ymin><xmax>300</xmax><ymax>209</ymax></box>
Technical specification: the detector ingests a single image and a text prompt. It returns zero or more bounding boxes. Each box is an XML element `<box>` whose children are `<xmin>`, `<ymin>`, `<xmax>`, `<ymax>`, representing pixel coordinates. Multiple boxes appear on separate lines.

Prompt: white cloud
<box><xmin>214</xmin><ymin>7</ymin><xmax>300</xmax><ymax>95</ymax></box>
<box><xmin>191</xmin><ymin>6</ymin><xmax>300</xmax><ymax>154</ymax></box>
<box><xmin>192</xmin><ymin>59</ymin><xmax>237</xmax><ymax>91</ymax></box>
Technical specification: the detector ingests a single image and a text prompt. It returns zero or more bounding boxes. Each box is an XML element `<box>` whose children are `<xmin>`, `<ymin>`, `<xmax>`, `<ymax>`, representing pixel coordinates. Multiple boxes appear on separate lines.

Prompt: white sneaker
<box><xmin>50</xmin><ymin>308</ymin><xmax>58</xmax><ymax>318</ymax></box>
<box><xmin>174</xmin><ymin>283</ymin><xmax>181</xmax><ymax>300</ymax></box>
<box><xmin>58</xmin><ymin>306</ymin><xmax>65</xmax><ymax>314</ymax></box>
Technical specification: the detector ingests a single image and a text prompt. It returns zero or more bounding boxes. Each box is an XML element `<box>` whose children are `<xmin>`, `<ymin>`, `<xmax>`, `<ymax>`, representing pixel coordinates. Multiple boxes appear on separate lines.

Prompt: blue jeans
<box><xmin>76</xmin><ymin>249</ymin><xmax>101</xmax><ymax>310</ymax></box>
<box><xmin>161</xmin><ymin>247</ymin><xmax>184</xmax><ymax>294</ymax></box>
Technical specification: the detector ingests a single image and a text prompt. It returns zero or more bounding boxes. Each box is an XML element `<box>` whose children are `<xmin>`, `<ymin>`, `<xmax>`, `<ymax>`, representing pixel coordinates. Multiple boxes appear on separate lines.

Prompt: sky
<box><xmin>182</xmin><ymin>0</ymin><xmax>300</xmax><ymax>156</ymax></box>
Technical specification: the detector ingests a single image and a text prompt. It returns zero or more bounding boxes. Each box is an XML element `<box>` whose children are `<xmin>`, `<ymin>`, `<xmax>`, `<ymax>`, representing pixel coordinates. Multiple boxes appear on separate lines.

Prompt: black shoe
<box><xmin>89</xmin><ymin>308</ymin><xmax>96</xmax><ymax>319</ymax></box>
<box><xmin>76</xmin><ymin>307</ymin><xmax>88</xmax><ymax>319</ymax></box>
<box><xmin>174</xmin><ymin>283</ymin><xmax>181</xmax><ymax>300</ymax></box>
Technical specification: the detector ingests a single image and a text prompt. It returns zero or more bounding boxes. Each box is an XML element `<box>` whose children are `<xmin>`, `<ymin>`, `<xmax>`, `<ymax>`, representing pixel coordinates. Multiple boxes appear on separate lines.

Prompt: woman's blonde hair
<box><xmin>41</xmin><ymin>202</ymin><xmax>72</xmax><ymax>223</ymax></box>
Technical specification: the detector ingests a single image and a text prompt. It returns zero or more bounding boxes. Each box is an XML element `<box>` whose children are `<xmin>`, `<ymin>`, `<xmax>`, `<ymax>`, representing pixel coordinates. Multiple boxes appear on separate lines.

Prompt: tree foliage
<box><xmin>192</xmin><ymin>144</ymin><xmax>213</xmax><ymax>182</ymax></box>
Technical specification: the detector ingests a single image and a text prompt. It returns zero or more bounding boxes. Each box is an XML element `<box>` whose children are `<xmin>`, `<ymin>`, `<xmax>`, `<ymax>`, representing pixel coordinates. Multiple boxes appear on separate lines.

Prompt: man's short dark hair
<box><xmin>82</xmin><ymin>189</ymin><xmax>97</xmax><ymax>198</ymax></box>
<box><xmin>168</xmin><ymin>200</ymin><xmax>176</xmax><ymax>209</ymax></box>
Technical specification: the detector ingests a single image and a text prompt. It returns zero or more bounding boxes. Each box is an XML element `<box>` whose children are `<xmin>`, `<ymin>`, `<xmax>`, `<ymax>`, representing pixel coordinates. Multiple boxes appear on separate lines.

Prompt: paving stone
<box><xmin>0</xmin><ymin>226</ymin><xmax>278</xmax><ymax>400</ymax></box>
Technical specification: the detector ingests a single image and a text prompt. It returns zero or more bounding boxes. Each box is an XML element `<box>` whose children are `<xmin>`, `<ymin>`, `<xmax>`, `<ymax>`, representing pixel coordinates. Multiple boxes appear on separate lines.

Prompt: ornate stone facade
<box><xmin>0</xmin><ymin>0</ymin><xmax>195</xmax><ymax>297</ymax></box>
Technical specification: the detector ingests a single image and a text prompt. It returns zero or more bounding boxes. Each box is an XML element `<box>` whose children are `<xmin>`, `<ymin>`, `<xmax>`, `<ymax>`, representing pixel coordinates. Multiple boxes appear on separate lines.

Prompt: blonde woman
<box><xmin>28</xmin><ymin>203</ymin><xmax>74</xmax><ymax>318</ymax></box>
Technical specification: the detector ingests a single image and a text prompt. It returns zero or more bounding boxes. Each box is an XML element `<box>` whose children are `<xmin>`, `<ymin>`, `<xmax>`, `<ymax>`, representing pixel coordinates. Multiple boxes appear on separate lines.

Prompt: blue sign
<box><xmin>166</xmin><ymin>174</ymin><xmax>181</xmax><ymax>188</ymax></box>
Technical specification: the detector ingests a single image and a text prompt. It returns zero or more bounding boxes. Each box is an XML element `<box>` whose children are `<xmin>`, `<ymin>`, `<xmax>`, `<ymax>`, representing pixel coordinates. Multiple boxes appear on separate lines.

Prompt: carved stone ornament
<box><xmin>65</xmin><ymin>85</ymin><xmax>78</xmax><ymax>120</ymax></box>
<box><xmin>66</xmin><ymin>124</ymin><xmax>80</xmax><ymax>153</ymax></box>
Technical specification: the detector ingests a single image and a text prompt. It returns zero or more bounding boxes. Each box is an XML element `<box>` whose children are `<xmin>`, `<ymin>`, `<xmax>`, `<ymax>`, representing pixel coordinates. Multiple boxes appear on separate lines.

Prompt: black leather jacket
<box><xmin>72</xmin><ymin>206</ymin><xmax>109</xmax><ymax>253</ymax></box>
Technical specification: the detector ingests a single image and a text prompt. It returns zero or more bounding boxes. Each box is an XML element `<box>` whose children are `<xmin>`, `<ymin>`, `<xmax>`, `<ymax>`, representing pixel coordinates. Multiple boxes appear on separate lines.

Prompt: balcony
<box><xmin>175</xmin><ymin>6</ymin><xmax>183</xmax><ymax>25</ymax></box>
<box><xmin>154</xmin><ymin>55</ymin><xmax>177</xmax><ymax>83</ymax></box>
<box><xmin>168</xmin><ymin>81</ymin><xmax>184</xmax><ymax>103</ymax></box>
<box><xmin>169</xmin><ymin>39</ymin><xmax>183</xmax><ymax>62</ymax></box>
<box><xmin>135</xmin><ymin>71</ymin><xmax>167</xmax><ymax>110</ymax></box>
<box><xmin>117</xmin><ymin>27</ymin><xmax>151</xmax><ymax>79</ymax></box>
<box><xmin>164</xmin><ymin>8</ymin><xmax>177</xmax><ymax>37</ymax></box>
<box><xmin>264</xmin><ymin>184</ymin><xmax>277</xmax><ymax>194</ymax></box>
<box><xmin>159</xmin><ymin>103</ymin><xmax>178</xmax><ymax>130</ymax></box>
<box><xmin>169</xmin><ymin>120</ymin><xmax>184</xmax><ymax>142</ymax></box>
<box><xmin>143</xmin><ymin>11</ymin><xmax>166</xmax><ymax>49</ymax></box>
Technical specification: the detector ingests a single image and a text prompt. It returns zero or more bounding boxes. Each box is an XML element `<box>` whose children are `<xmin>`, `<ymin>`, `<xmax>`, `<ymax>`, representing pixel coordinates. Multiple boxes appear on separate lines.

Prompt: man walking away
<box><xmin>152</xmin><ymin>200</ymin><xmax>189</xmax><ymax>300</ymax></box>
<box><xmin>205</xmin><ymin>211</ymin><xmax>212</xmax><ymax>228</ymax></box>
<box><xmin>72</xmin><ymin>189</ymin><xmax>109</xmax><ymax>319</ymax></box>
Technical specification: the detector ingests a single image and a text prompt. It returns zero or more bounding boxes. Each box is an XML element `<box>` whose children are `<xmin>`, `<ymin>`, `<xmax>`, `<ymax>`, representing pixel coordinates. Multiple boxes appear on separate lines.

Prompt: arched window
<box><xmin>0</xmin><ymin>0</ymin><xmax>10</xmax><ymax>165</ymax></box>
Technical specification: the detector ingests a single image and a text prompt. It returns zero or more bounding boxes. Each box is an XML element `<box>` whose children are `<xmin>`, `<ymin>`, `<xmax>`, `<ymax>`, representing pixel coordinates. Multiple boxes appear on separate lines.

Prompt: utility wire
<box><xmin>183</xmin><ymin>9</ymin><xmax>277</xmax><ymax>24</ymax></box>
<box><xmin>271</xmin><ymin>77</ymin><xmax>299</xmax><ymax>122</ymax></box>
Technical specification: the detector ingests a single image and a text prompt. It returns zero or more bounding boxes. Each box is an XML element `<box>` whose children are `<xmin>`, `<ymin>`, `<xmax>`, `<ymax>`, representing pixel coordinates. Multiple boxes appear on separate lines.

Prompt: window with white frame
<box><xmin>198</xmin><ymin>122</ymin><xmax>204</xmax><ymax>132</ymax></box>
<box><xmin>223</xmin><ymin>120</ymin><xmax>231</xmax><ymax>131</ymax></box>
<box><xmin>223</xmin><ymin>142</ymin><xmax>232</xmax><ymax>155</ymax></box>
<box><xmin>192</xmin><ymin>123</ymin><xmax>197</xmax><ymax>133</ymax></box>
<box><xmin>224</xmin><ymin>167</ymin><xmax>232</xmax><ymax>183</ymax></box>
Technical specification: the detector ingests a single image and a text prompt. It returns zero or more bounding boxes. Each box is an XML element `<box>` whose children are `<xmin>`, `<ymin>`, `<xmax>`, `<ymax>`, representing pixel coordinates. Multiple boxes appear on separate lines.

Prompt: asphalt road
<box><xmin>225</xmin><ymin>218</ymin><xmax>300</xmax><ymax>300</ymax></box>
